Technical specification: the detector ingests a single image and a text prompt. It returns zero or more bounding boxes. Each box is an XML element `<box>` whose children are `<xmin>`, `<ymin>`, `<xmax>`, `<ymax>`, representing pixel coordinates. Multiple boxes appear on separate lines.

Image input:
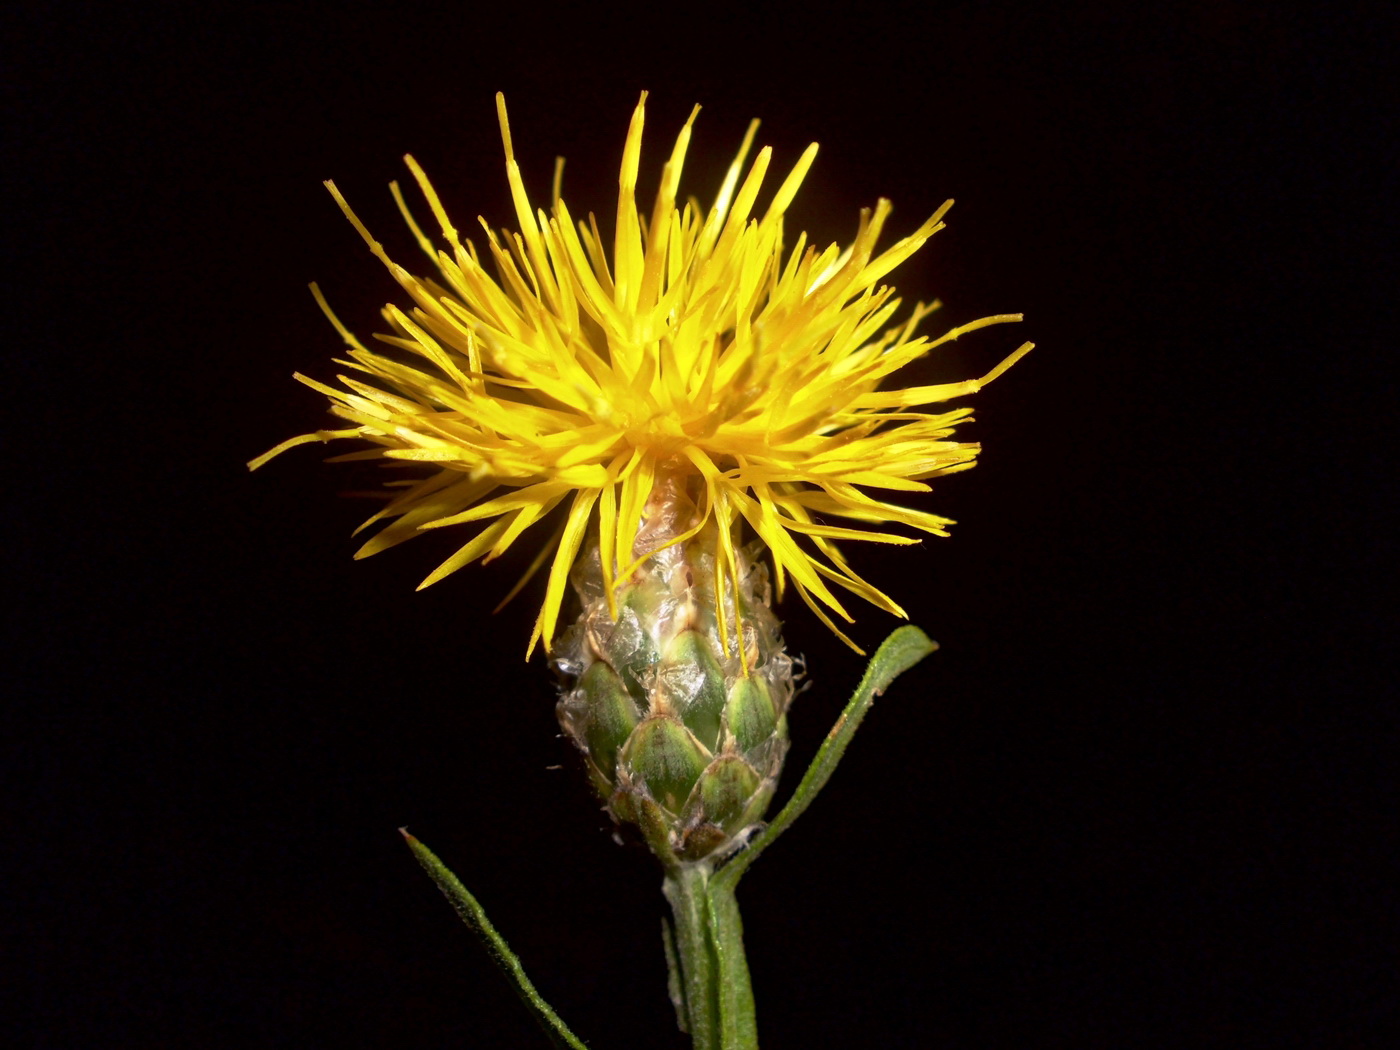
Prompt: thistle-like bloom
<box><xmin>251</xmin><ymin>93</ymin><xmax>1030</xmax><ymax>655</ymax></box>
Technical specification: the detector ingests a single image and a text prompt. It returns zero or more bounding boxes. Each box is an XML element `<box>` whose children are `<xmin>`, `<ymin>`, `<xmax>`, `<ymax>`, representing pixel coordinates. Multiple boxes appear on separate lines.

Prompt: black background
<box><xmin>9</xmin><ymin>1</ymin><xmax>1391</xmax><ymax>1047</ymax></box>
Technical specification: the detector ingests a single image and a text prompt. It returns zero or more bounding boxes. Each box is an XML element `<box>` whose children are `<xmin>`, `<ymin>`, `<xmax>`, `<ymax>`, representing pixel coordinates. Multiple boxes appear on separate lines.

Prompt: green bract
<box><xmin>556</xmin><ymin>526</ymin><xmax>793</xmax><ymax>863</ymax></box>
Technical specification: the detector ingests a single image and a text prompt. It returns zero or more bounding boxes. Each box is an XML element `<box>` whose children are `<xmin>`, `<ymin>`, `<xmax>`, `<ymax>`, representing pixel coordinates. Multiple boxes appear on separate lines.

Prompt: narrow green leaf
<box><xmin>713</xmin><ymin>625</ymin><xmax>937</xmax><ymax>889</ymax></box>
<box><xmin>401</xmin><ymin>830</ymin><xmax>589</xmax><ymax>1050</ymax></box>
<box><xmin>661</xmin><ymin>915</ymin><xmax>690</xmax><ymax>1034</ymax></box>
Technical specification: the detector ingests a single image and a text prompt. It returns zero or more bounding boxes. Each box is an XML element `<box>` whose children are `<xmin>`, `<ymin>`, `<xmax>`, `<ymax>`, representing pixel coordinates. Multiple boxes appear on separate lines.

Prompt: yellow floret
<box><xmin>251</xmin><ymin>92</ymin><xmax>1031</xmax><ymax>656</ymax></box>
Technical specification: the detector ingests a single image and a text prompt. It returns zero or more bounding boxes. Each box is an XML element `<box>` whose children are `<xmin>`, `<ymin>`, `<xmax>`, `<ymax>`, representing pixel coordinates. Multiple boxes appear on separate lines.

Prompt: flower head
<box><xmin>251</xmin><ymin>92</ymin><xmax>1030</xmax><ymax>654</ymax></box>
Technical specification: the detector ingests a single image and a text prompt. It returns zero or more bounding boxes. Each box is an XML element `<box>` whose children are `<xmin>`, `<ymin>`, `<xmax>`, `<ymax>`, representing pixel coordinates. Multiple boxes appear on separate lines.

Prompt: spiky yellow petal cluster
<box><xmin>251</xmin><ymin>92</ymin><xmax>1031</xmax><ymax>654</ymax></box>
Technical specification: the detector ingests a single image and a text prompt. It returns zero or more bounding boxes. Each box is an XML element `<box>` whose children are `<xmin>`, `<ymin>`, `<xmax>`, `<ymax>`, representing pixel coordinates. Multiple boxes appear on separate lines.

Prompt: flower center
<box><xmin>625</xmin><ymin>412</ymin><xmax>691</xmax><ymax>457</ymax></box>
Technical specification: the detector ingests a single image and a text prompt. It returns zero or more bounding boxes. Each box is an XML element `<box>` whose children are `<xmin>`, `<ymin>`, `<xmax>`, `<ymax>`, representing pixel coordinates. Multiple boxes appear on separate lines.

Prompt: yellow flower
<box><xmin>251</xmin><ymin>92</ymin><xmax>1031</xmax><ymax>655</ymax></box>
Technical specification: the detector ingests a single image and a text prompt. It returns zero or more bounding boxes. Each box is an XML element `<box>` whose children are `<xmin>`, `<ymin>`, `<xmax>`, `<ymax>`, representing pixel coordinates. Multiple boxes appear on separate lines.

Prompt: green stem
<box><xmin>663</xmin><ymin>863</ymin><xmax>759</xmax><ymax>1050</ymax></box>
